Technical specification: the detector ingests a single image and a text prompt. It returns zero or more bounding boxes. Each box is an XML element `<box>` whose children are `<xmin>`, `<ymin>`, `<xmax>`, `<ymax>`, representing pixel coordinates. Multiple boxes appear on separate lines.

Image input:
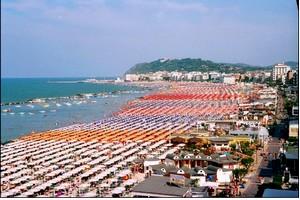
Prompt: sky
<box><xmin>1</xmin><ymin>0</ymin><xmax>298</xmax><ymax>77</ymax></box>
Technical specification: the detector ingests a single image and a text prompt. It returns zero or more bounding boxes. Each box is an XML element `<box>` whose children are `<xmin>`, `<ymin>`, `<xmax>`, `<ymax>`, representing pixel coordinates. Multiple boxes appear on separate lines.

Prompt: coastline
<box><xmin>1</xmin><ymin>81</ymin><xmax>164</xmax><ymax>143</ymax></box>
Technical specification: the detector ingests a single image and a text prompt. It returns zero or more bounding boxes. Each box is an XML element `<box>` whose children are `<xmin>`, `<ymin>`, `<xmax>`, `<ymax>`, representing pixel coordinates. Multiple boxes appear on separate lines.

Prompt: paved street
<box><xmin>241</xmin><ymin>137</ymin><xmax>282</xmax><ymax>197</ymax></box>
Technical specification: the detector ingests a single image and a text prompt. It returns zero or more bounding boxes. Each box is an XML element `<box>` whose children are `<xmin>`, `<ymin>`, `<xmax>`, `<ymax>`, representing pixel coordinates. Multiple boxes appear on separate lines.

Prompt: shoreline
<box><xmin>1</xmin><ymin>80</ymin><xmax>165</xmax><ymax>107</ymax></box>
<box><xmin>1</xmin><ymin>83</ymin><xmax>162</xmax><ymax>143</ymax></box>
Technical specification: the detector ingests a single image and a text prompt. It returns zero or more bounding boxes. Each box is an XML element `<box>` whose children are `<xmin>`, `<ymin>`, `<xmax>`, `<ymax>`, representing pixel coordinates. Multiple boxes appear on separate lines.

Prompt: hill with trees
<box><xmin>125</xmin><ymin>58</ymin><xmax>274</xmax><ymax>74</ymax></box>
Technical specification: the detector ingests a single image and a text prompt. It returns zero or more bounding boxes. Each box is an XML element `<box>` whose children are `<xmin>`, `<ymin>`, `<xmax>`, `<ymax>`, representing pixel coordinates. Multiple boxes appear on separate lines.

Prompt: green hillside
<box><xmin>125</xmin><ymin>58</ymin><xmax>273</xmax><ymax>74</ymax></box>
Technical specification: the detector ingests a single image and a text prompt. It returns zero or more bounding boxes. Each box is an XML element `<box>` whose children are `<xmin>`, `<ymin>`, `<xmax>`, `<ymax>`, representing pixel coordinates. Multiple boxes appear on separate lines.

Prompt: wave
<box><xmin>1</xmin><ymin>89</ymin><xmax>149</xmax><ymax>107</ymax></box>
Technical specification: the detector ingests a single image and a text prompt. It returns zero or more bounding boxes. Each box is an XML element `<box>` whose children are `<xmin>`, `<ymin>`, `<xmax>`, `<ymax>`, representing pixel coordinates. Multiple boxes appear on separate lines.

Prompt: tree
<box><xmin>233</xmin><ymin>168</ymin><xmax>248</xmax><ymax>181</ymax></box>
<box><xmin>190</xmin><ymin>179</ymin><xmax>199</xmax><ymax>187</ymax></box>
<box><xmin>276</xmin><ymin>79</ymin><xmax>283</xmax><ymax>86</ymax></box>
<box><xmin>241</xmin><ymin>157</ymin><xmax>254</xmax><ymax>169</ymax></box>
<box><xmin>230</xmin><ymin>143</ymin><xmax>237</xmax><ymax>151</ymax></box>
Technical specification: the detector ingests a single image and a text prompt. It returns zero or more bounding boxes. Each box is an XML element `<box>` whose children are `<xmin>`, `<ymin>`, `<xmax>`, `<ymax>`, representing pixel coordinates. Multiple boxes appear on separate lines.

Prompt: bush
<box><xmin>233</xmin><ymin>168</ymin><xmax>248</xmax><ymax>181</ymax></box>
<box><xmin>230</xmin><ymin>143</ymin><xmax>236</xmax><ymax>151</ymax></box>
<box><xmin>242</xmin><ymin>148</ymin><xmax>254</xmax><ymax>156</ymax></box>
<box><xmin>241</xmin><ymin>157</ymin><xmax>254</xmax><ymax>169</ymax></box>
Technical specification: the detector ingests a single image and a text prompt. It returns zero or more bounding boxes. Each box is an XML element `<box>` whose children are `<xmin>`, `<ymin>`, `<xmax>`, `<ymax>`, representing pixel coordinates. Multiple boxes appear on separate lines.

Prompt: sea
<box><xmin>1</xmin><ymin>78</ymin><xmax>148</xmax><ymax>143</ymax></box>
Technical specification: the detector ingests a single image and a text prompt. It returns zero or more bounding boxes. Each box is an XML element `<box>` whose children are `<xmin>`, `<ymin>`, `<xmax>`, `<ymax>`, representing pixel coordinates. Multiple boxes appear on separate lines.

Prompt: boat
<box><xmin>65</xmin><ymin>103</ymin><xmax>72</xmax><ymax>106</ymax></box>
<box><xmin>56</xmin><ymin>103</ymin><xmax>62</xmax><ymax>107</ymax></box>
<box><xmin>32</xmin><ymin>98</ymin><xmax>46</xmax><ymax>103</ymax></box>
<box><xmin>2</xmin><ymin>109</ymin><xmax>12</xmax><ymax>113</ymax></box>
<box><xmin>39</xmin><ymin>110</ymin><xmax>46</xmax><ymax>113</ymax></box>
<box><xmin>27</xmin><ymin>104</ymin><xmax>35</xmax><ymax>108</ymax></box>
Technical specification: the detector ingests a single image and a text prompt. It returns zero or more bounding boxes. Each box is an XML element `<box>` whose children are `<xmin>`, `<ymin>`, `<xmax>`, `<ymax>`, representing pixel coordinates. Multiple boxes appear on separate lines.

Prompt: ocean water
<box><xmin>1</xmin><ymin>78</ymin><xmax>147</xmax><ymax>142</ymax></box>
<box><xmin>1</xmin><ymin>77</ymin><xmax>137</xmax><ymax>104</ymax></box>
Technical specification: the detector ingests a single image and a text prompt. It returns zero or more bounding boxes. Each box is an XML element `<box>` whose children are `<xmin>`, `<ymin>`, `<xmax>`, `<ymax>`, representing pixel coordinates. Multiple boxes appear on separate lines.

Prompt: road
<box><xmin>241</xmin><ymin>137</ymin><xmax>282</xmax><ymax>197</ymax></box>
<box><xmin>241</xmin><ymin>88</ymin><xmax>287</xmax><ymax>197</ymax></box>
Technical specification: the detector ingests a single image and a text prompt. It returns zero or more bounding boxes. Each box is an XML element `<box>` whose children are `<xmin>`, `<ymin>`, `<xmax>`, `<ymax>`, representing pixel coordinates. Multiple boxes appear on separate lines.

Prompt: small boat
<box><xmin>19</xmin><ymin>112</ymin><xmax>25</xmax><ymax>115</ymax></box>
<box><xmin>32</xmin><ymin>98</ymin><xmax>45</xmax><ymax>103</ymax></box>
<box><xmin>2</xmin><ymin>109</ymin><xmax>12</xmax><ymax>113</ymax></box>
<box><xmin>15</xmin><ymin>105</ymin><xmax>21</xmax><ymax>108</ymax></box>
<box><xmin>27</xmin><ymin>104</ymin><xmax>35</xmax><ymax>108</ymax></box>
<box><xmin>56</xmin><ymin>103</ymin><xmax>62</xmax><ymax>107</ymax></box>
<box><xmin>9</xmin><ymin>112</ymin><xmax>15</xmax><ymax>115</ymax></box>
<box><xmin>43</xmin><ymin>104</ymin><xmax>50</xmax><ymax>108</ymax></box>
<box><xmin>28</xmin><ymin>112</ymin><xmax>34</xmax><ymax>115</ymax></box>
<box><xmin>39</xmin><ymin>110</ymin><xmax>46</xmax><ymax>113</ymax></box>
<box><xmin>65</xmin><ymin>102</ymin><xmax>72</xmax><ymax>106</ymax></box>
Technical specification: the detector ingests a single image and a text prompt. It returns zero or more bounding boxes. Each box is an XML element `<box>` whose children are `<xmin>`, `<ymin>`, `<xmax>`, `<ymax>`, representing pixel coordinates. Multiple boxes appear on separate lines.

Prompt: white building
<box><xmin>209</xmin><ymin>72</ymin><xmax>221</xmax><ymax>79</ymax></box>
<box><xmin>202</xmin><ymin>73</ymin><xmax>209</xmax><ymax>80</ymax></box>
<box><xmin>170</xmin><ymin>72</ymin><xmax>183</xmax><ymax>81</ymax></box>
<box><xmin>144</xmin><ymin>158</ymin><xmax>161</xmax><ymax>174</ymax></box>
<box><xmin>289</xmin><ymin>120</ymin><xmax>298</xmax><ymax>138</ymax></box>
<box><xmin>272</xmin><ymin>63</ymin><xmax>291</xmax><ymax>84</ymax></box>
<box><xmin>229</xmin><ymin>127</ymin><xmax>269</xmax><ymax>143</ymax></box>
<box><xmin>125</xmin><ymin>74</ymin><xmax>140</xmax><ymax>82</ymax></box>
<box><xmin>264</xmin><ymin>71</ymin><xmax>272</xmax><ymax>78</ymax></box>
<box><xmin>191</xmin><ymin>166</ymin><xmax>233</xmax><ymax>186</ymax></box>
<box><xmin>223</xmin><ymin>75</ymin><xmax>236</xmax><ymax>84</ymax></box>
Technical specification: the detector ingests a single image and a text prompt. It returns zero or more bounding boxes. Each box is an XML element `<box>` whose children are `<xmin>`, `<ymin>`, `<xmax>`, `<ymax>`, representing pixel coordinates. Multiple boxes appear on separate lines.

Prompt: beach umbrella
<box><xmin>82</xmin><ymin>191</ymin><xmax>97</xmax><ymax>197</ymax></box>
<box><xmin>100</xmin><ymin>183</ymin><xmax>110</xmax><ymax>188</ymax></box>
<box><xmin>112</xmin><ymin>187</ymin><xmax>125</xmax><ymax>194</ymax></box>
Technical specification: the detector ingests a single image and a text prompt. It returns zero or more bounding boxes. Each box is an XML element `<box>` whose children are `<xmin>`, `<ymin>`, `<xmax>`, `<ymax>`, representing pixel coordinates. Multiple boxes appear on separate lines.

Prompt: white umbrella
<box><xmin>55</xmin><ymin>183</ymin><xmax>70</xmax><ymax>191</ymax></box>
<box><xmin>100</xmin><ymin>183</ymin><xmax>110</xmax><ymax>188</ymax></box>
<box><xmin>79</xmin><ymin>183</ymin><xmax>90</xmax><ymax>190</ymax></box>
<box><xmin>111</xmin><ymin>187</ymin><xmax>125</xmax><ymax>194</ymax></box>
<box><xmin>82</xmin><ymin>191</ymin><xmax>97</xmax><ymax>197</ymax></box>
<box><xmin>124</xmin><ymin>179</ymin><xmax>136</xmax><ymax>186</ymax></box>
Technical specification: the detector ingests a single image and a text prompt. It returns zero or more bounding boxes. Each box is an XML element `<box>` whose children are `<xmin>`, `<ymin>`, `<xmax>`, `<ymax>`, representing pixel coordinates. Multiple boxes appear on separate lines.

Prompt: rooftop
<box><xmin>209</xmin><ymin>138</ymin><xmax>230</xmax><ymax>142</ymax></box>
<box><xmin>262</xmin><ymin>189</ymin><xmax>298</xmax><ymax>198</ymax></box>
<box><xmin>132</xmin><ymin>176</ymin><xmax>190</xmax><ymax>197</ymax></box>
